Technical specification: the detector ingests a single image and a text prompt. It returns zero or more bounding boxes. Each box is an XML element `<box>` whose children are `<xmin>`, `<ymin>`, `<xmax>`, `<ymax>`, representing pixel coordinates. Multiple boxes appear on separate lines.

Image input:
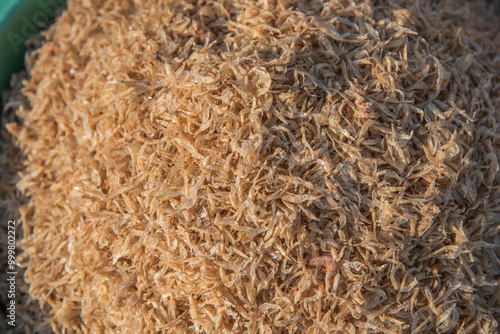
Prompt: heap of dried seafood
<box><xmin>6</xmin><ymin>0</ymin><xmax>500</xmax><ymax>332</ymax></box>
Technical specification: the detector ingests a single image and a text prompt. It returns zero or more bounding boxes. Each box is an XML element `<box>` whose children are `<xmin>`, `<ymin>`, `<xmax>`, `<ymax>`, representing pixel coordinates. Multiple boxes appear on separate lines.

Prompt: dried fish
<box><xmin>2</xmin><ymin>0</ymin><xmax>499</xmax><ymax>333</ymax></box>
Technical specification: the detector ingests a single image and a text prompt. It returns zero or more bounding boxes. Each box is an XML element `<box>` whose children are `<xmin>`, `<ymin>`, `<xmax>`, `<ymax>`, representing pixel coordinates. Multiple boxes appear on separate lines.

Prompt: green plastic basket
<box><xmin>0</xmin><ymin>0</ymin><xmax>66</xmax><ymax>100</ymax></box>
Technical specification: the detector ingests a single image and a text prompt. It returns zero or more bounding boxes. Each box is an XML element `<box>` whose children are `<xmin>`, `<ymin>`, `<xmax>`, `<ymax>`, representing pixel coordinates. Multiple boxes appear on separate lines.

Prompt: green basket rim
<box><xmin>0</xmin><ymin>0</ymin><xmax>66</xmax><ymax>105</ymax></box>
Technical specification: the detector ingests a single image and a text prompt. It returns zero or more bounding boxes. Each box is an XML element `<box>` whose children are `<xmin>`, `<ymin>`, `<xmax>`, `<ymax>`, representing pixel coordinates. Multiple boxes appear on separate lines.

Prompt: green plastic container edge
<box><xmin>0</xmin><ymin>0</ymin><xmax>66</xmax><ymax>106</ymax></box>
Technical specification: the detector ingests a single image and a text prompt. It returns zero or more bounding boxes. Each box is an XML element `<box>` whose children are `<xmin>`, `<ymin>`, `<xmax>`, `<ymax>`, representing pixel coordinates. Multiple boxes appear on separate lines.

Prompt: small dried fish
<box><xmin>5</xmin><ymin>0</ymin><xmax>499</xmax><ymax>333</ymax></box>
